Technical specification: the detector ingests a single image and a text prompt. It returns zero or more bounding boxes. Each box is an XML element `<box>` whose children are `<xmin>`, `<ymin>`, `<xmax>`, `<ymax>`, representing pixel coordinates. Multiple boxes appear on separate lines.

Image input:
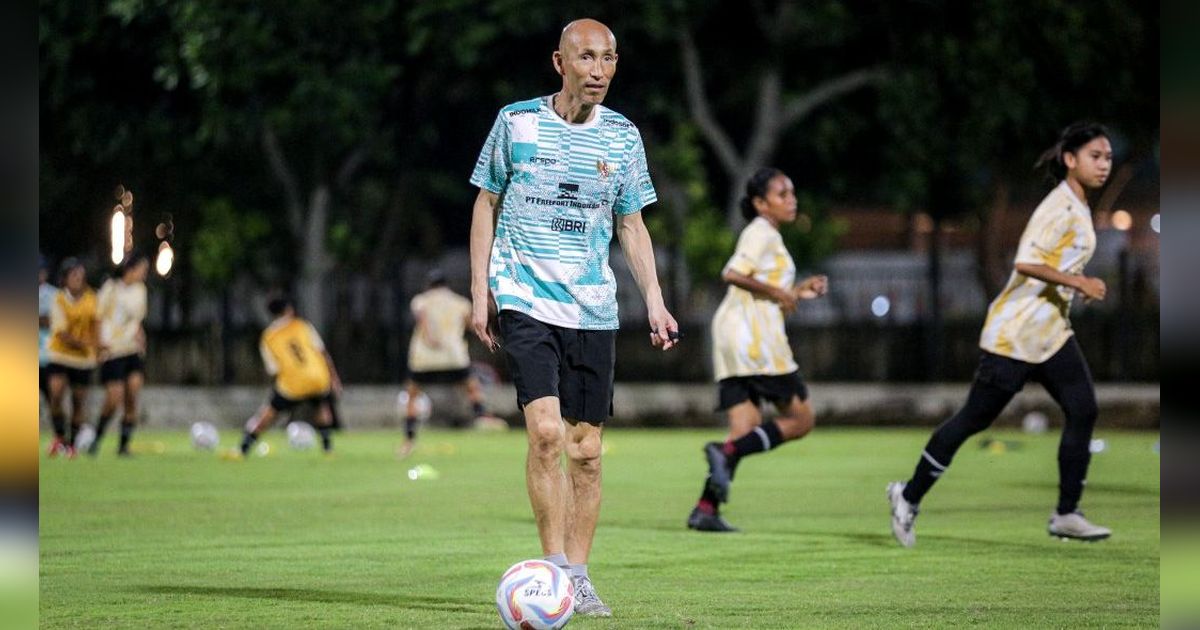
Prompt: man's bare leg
<box><xmin>523</xmin><ymin>396</ymin><xmax>567</xmax><ymax>557</ymax></box>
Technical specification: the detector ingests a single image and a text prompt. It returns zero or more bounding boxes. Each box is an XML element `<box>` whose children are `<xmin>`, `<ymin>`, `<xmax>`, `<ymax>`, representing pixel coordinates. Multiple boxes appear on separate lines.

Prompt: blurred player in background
<box><xmin>45</xmin><ymin>258</ymin><xmax>99</xmax><ymax>457</ymax></box>
<box><xmin>469</xmin><ymin>18</ymin><xmax>678</xmax><ymax>618</ymax></box>
<box><xmin>236</xmin><ymin>295</ymin><xmax>341</xmax><ymax>457</ymax></box>
<box><xmin>89</xmin><ymin>253</ymin><xmax>149</xmax><ymax>456</ymax></box>
<box><xmin>39</xmin><ymin>256</ymin><xmax>56</xmax><ymax>402</ymax></box>
<box><xmin>397</xmin><ymin>268</ymin><xmax>502</xmax><ymax>458</ymax></box>
<box><xmin>888</xmin><ymin>122</ymin><xmax>1114</xmax><ymax>546</ymax></box>
<box><xmin>688</xmin><ymin>168</ymin><xmax>828</xmax><ymax>533</ymax></box>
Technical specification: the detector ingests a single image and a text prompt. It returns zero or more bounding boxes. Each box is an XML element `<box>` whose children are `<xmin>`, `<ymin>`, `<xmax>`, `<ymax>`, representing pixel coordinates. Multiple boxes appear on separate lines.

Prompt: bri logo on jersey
<box><xmin>551</xmin><ymin>218</ymin><xmax>587</xmax><ymax>234</ymax></box>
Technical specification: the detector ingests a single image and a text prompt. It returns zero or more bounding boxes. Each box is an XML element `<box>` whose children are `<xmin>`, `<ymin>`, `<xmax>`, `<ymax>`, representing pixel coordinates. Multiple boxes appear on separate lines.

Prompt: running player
<box><xmin>887</xmin><ymin>122</ymin><xmax>1114</xmax><ymax>546</ymax></box>
<box><xmin>90</xmin><ymin>253</ymin><xmax>149</xmax><ymax>456</ymax></box>
<box><xmin>468</xmin><ymin>18</ymin><xmax>679</xmax><ymax>617</ymax></box>
<box><xmin>397</xmin><ymin>268</ymin><xmax>501</xmax><ymax>458</ymax></box>
<box><xmin>45</xmin><ymin>258</ymin><xmax>99</xmax><ymax>457</ymax></box>
<box><xmin>688</xmin><ymin>167</ymin><xmax>829</xmax><ymax>532</ymax></box>
<box><xmin>236</xmin><ymin>295</ymin><xmax>342</xmax><ymax>457</ymax></box>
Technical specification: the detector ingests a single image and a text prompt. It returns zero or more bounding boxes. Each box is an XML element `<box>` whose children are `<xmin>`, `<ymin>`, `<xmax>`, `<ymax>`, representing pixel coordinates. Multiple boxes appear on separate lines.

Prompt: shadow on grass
<box><xmin>137</xmin><ymin>585</ymin><xmax>487</xmax><ymax>614</ymax></box>
<box><xmin>1007</xmin><ymin>480</ymin><xmax>1160</xmax><ymax>497</ymax></box>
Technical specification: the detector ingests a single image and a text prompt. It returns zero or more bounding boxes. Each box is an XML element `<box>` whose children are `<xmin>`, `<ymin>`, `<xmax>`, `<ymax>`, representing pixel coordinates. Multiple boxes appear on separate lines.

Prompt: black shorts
<box><xmin>498</xmin><ymin>311</ymin><xmax>616</xmax><ymax>424</ymax></box>
<box><xmin>410</xmin><ymin>367</ymin><xmax>470</xmax><ymax>385</ymax></box>
<box><xmin>47</xmin><ymin>363</ymin><xmax>94</xmax><ymax>387</ymax></box>
<box><xmin>269</xmin><ymin>389</ymin><xmax>333</xmax><ymax>413</ymax></box>
<box><xmin>100</xmin><ymin>354</ymin><xmax>145</xmax><ymax>383</ymax></box>
<box><xmin>717</xmin><ymin>371</ymin><xmax>809</xmax><ymax>411</ymax></box>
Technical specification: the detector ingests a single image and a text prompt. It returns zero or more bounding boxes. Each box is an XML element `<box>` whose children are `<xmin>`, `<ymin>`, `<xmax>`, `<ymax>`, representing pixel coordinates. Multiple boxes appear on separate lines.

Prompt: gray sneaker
<box><xmin>572</xmin><ymin>575</ymin><xmax>612</xmax><ymax>617</ymax></box>
<box><xmin>887</xmin><ymin>481</ymin><xmax>918</xmax><ymax>548</ymax></box>
<box><xmin>1048</xmin><ymin>511</ymin><xmax>1111</xmax><ymax>541</ymax></box>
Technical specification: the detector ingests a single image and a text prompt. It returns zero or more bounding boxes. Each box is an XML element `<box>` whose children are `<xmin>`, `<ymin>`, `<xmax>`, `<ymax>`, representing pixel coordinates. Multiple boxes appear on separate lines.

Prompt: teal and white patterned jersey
<box><xmin>470</xmin><ymin>96</ymin><xmax>657</xmax><ymax>330</ymax></box>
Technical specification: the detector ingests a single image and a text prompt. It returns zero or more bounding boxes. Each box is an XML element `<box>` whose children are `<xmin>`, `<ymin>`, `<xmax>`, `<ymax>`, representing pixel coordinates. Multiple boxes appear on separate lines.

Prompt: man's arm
<box><xmin>1014</xmin><ymin>263</ymin><xmax>1106</xmax><ymax>301</ymax></box>
<box><xmin>469</xmin><ymin>188</ymin><xmax>501</xmax><ymax>351</ymax></box>
<box><xmin>615</xmin><ymin>211</ymin><xmax>679</xmax><ymax>350</ymax></box>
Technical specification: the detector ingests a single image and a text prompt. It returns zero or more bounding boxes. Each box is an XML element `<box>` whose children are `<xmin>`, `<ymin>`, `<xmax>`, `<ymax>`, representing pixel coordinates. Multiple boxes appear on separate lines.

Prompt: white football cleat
<box><xmin>1048</xmin><ymin>511</ymin><xmax>1111</xmax><ymax>541</ymax></box>
<box><xmin>887</xmin><ymin>481</ymin><xmax>918</xmax><ymax>548</ymax></box>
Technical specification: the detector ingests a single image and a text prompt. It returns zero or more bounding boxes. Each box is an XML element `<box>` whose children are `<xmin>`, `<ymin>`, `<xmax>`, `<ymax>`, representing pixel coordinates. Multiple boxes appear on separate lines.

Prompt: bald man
<box><xmin>469</xmin><ymin>18</ymin><xmax>680</xmax><ymax>618</ymax></box>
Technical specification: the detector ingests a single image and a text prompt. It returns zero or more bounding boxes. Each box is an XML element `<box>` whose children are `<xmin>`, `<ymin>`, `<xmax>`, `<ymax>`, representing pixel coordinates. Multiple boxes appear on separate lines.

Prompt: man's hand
<box><xmin>770</xmin><ymin>287</ymin><xmax>798</xmax><ymax>315</ymax></box>
<box><xmin>1076</xmin><ymin>276</ymin><xmax>1107</xmax><ymax>302</ymax></box>
<box><xmin>793</xmin><ymin>274</ymin><xmax>829</xmax><ymax>300</ymax></box>
<box><xmin>648</xmin><ymin>304</ymin><xmax>680</xmax><ymax>351</ymax></box>
<box><xmin>471</xmin><ymin>296</ymin><xmax>499</xmax><ymax>352</ymax></box>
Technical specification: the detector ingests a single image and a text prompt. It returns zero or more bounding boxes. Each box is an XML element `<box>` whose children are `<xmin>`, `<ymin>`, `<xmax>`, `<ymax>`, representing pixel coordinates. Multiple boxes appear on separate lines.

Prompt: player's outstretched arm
<box><xmin>1014</xmin><ymin>263</ymin><xmax>1106</xmax><ymax>302</ymax></box>
<box><xmin>616</xmin><ymin>211</ymin><xmax>679</xmax><ymax>351</ymax></box>
<box><xmin>469</xmin><ymin>189</ymin><xmax>501</xmax><ymax>351</ymax></box>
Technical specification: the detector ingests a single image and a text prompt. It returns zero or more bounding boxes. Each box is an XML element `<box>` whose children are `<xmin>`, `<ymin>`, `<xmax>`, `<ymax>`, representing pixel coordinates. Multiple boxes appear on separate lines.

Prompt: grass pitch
<box><xmin>40</xmin><ymin>427</ymin><xmax>1158</xmax><ymax>628</ymax></box>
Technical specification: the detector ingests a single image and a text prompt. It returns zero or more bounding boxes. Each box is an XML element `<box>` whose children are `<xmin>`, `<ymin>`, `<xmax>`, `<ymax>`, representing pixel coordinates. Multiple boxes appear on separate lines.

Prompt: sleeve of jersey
<box><xmin>469</xmin><ymin>111</ymin><xmax>512</xmax><ymax>194</ymax></box>
<box><xmin>306</xmin><ymin>323</ymin><xmax>326</xmax><ymax>353</ymax></box>
<box><xmin>50</xmin><ymin>295</ymin><xmax>67</xmax><ymax>335</ymax></box>
<box><xmin>723</xmin><ymin>226</ymin><xmax>768</xmax><ymax>277</ymax></box>
<box><xmin>96</xmin><ymin>283</ymin><xmax>114</xmax><ymax>344</ymax></box>
<box><xmin>614</xmin><ymin>132</ymin><xmax>657</xmax><ymax>215</ymax></box>
<box><xmin>1015</xmin><ymin>212</ymin><xmax>1075</xmax><ymax>269</ymax></box>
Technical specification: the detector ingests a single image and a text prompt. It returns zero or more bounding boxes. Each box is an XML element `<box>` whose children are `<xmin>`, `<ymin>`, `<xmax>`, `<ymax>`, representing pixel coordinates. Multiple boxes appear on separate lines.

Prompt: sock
<box><xmin>404</xmin><ymin>416</ymin><xmax>417</xmax><ymax>440</ymax></box>
<box><xmin>94</xmin><ymin>412</ymin><xmax>115</xmax><ymax>441</ymax></box>
<box><xmin>118</xmin><ymin>421</ymin><xmax>134</xmax><ymax>453</ymax></box>
<box><xmin>240</xmin><ymin>431</ymin><xmax>259</xmax><ymax>455</ymax></box>
<box><xmin>471</xmin><ymin>401</ymin><xmax>486</xmax><ymax>417</ymax></box>
<box><xmin>51</xmin><ymin>413</ymin><xmax>66</xmax><ymax>440</ymax></box>
<box><xmin>318</xmin><ymin>426</ymin><xmax>333</xmax><ymax>452</ymax></box>
<box><xmin>544</xmin><ymin>553</ymin><xmax>568</xmax><ymax>570</ymax></box>
<box><xmin>569</xmin><ymin>564</ymin><xmax>588</xmax><ymax>581</ymax></box>
<box><xmin>1056</xmin><ymin>452</ymin><xmax>1091</xmax><ymax>514</ymax></box>
<box><xmin>723</xmin><ymin>421</ymin><xmax>785</xmax><ymax>468</ymax></box>
<box><xmin>68</xmin><ymin>423</ymin><xmax>82</xmax><ymax>448</ymax></box>
<box><xmin>695</xmin><ymin>478</ymin><xmax>720</xmax><ymax>513</ymax></box>
<box><xmin>902</xmin><ymin>448</ymin><xmax>950</xmax><ymax>505</ymax></box>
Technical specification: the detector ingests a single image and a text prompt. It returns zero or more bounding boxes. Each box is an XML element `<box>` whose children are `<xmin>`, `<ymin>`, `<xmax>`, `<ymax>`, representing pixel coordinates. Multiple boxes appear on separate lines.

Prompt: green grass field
<box><xmin>40</xmin><ymin>427</ymin><xmax>1159</xmax><ymax>629</ymax></box>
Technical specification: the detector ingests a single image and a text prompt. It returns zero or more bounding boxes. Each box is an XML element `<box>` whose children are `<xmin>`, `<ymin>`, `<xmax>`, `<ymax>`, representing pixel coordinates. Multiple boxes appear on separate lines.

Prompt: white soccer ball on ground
<box><xmin>496</xmin><ymin>560</ymin><xmax>574</xmax><ymax>630</ymax></box>
<box><xmin>396</xmin><ymin>390</ymin><xmax>432</xmax><ymax>422</ymax></box>
<box><xmin>74</xmin><ymin>424</ymin><xmax>96</xmax><ymax>452</ymax></box>
<box><xmin>190</xmin><ymin>422</ymin><xmax>220</xmax><ymax>451</ymax></box>
<box><xmin>287</xmin><ymin>421</ymin><xmax>317</xmax><ymax>450</ymax></box>
<box><xmin>1021</xmin><ymin>411</ymin><xmax>1049</xmax><ymax>434</ymax></box>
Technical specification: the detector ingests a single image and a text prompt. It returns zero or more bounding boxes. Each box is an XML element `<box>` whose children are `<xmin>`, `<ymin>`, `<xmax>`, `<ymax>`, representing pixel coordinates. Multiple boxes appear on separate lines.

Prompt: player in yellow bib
<box><xmin>237</xmin><ymin>295</ymin><xmax>342</xmax><ymax>456</ymax></box>
<box><xmin>688</xmin><ymin>168</ymin><xmax>828</xmax><ymax>532</ymax></box>
<box><xmin>888</xmin><ymin>122</ymin><xmax>1114</xmax><ymax>546</ymax></box>
<box><xmin>398</xmin><ymin>269</ymin><xmax>502</xmax><ymax>458</ymax></box>
<box><xmin>45</xmin><ymin>258</ymin><xmax>99</xmax><ymax>458</ymax></box>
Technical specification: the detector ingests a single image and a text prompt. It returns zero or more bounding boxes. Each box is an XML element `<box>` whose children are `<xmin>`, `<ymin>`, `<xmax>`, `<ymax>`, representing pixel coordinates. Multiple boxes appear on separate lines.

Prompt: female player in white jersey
<box><xmin>688</xmin><ymin>167</ymin><xmax>828</xmax><ymax>532</ymax></box>
<box><xmin>888</xmin><ymin>122</ymin><xmax>1114</xmax><ymax>546</ymax></box>
<box><xmin>90</xmin><ymin>253</ymin><xmax>149</xmax><ymax>456</ymax></box>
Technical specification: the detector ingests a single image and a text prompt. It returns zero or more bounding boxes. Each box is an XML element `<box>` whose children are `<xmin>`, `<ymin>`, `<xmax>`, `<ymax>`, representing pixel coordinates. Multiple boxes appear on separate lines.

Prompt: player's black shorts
<box><xmin>100</xmin><ymin>354</ymin><xmax>145</xmax><ymax>383</ymax></box>
<box><xmin>717</xmin><ymin>371</ymin><xmax>809</xmax><ymax>411</ymax></box>
<box><xmin>269</xmin><ymin>389</ymin><xmax>333</xmax><ymax>413</ymax></box>
<box><xmin>47</xmin><ymin>362</ymin><xmax>94</xmax><ymax>387</ymax></box>
<box><xmin>973</xmin><ymin>336</ymin><xmax>1093</xmax><ymax>394</ymax></box>
<box><xmin>498</xmin><ymin>310</ymin><xmax>616</xmax><ymax>425</ymax></box>
<box><xmin>410</xmin><ymin>367</ymin><xmax>470</xmax><ymax>385</ymax></box>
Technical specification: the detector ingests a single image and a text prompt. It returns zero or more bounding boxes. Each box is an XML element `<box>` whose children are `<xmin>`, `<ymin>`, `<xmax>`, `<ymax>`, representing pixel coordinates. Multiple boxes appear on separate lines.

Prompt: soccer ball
<box><xmin>495</xmin><ymin>560</ymin><xmax>574</xmax><ymax>630</ymax></box>
<box><xmin>287</xmin><ymin>421</ymin><xmax>317</xmax><ymax>450</ymax></box>
<box><xmin>1021</xmin><ymin>411</ymin><xmax>1049</xmax><ymax>434</ymax></box>
<box><xmin>396</xmin><ymin>390</ymin><xmax>432</xmax><ymax>422</ymax></box>
<box><xmin>74</xmin><ymin>424</ymin><xmax>96</xmax><ymax>452</ymax></box>
<box><xmin>190</xmin><ymin>422</ymin><xmax>219</xmax><ymax>451</ymax></box>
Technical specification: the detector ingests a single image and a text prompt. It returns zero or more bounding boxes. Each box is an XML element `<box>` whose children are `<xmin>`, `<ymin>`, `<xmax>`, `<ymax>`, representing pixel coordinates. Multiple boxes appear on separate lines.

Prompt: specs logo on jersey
<box><xmin>557</xmin><ymin>183</ymin><xmax>579</xmax><ymax>200</ymax></box>
<box><xmin>530</xmin><ymin>156</ymin><xmax>558</xmax><ymax>165</ymax></box>
<box><xmin>597</xmin><ymin>160</ymin><xmax>610</xmax><ymax>179</ymax></box>
<box><xmin>551</xmin><ymin>217</ymin><xmax>588</xmax><ymax>234</ymax></box>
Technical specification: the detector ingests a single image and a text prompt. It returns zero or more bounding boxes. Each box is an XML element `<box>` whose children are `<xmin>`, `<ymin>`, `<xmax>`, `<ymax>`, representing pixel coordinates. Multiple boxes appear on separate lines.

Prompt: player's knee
<box><xmin>528</xmin><ymin>421</ymin><xmax>563</xmax><ymax>457</ymax></box>
<box><xmin>570</xmin><ymin>435</ymin><xmax>602</xmax><ymax>465</ymax></box>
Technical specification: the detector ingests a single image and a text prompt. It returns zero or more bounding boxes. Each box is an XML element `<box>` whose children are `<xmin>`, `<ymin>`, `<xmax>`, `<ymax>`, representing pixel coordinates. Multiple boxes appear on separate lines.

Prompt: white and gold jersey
<box><xmin>408</xmin><ymin>287</ymin><xmax>472</xmax><ymax>372</ymax></box>
<box><xmin>97</xmin><ymin>278</ymin><xmax>147</xmax><ymax>359</ymax></box>
<box><xmin>980</xmin><ymin>181</ymin><xmax>1097</xmax><ymax>363</ymax></box>
<box><xmin>711</xmin><ymin>217</ymin><xmax>799</xmax><ymax>381</ymax></box>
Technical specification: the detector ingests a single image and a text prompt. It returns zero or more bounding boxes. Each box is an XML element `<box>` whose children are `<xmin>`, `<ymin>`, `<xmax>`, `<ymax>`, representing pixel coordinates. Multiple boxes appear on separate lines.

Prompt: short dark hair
<box><xmin>739</xmin><ymin>167</ymin><xmax>787</xmax><ymax>222</ymax></box>
<box><xmin>1034</xmin><ymin>122</ymin><xmax>1110</xmax><ymax>182</ymax></box>
<box><xmin>120</xmin><ymin>251</ymin><xmax>149</xmax><ymax>276</ymax></box>
<box><xmin>425</xmin><ymin>268</ymin><xmax>446</xmax><ymax>289</ymax></box>
<box><xmin>267</xmin><ymin>294</ymin><xmax>293</xmax><ymax>316</ymax></box>
<box><xmin>58</xmin><ymin>257</ymin><xmax>84</xmax><ymax>285</ymax></box>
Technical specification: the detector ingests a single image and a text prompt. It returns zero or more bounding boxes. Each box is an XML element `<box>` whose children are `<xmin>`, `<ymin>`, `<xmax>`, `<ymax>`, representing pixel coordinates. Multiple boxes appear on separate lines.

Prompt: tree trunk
<box><xmin>297</xmin><ymin>184</ymin><xmax>332</xmax><ymax>332</ymax></box>
<box><xmin>976</xmin><ymin>177</ymin><xmax>1010</xmax><ymax>299</ymax></box>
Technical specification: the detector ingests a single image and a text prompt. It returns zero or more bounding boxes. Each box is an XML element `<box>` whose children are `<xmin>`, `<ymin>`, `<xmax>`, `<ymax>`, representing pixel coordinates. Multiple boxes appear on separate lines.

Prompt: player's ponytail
<box><xmin>739</xmin><ymin>167</ymin><xmax>785</xmax><ymax>222</ymax></box>
<box><xmin>1034</xmin><ymin>122</ymin><xmax>1110</xmax><ymax>183</ymax></box>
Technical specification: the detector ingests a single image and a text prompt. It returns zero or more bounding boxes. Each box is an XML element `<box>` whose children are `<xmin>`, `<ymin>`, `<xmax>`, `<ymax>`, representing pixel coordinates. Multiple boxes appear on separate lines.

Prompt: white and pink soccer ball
<box><xmin>495</xmin><ymin>559</ymin><xmax>574</xmax><ymax>630</ymax></box>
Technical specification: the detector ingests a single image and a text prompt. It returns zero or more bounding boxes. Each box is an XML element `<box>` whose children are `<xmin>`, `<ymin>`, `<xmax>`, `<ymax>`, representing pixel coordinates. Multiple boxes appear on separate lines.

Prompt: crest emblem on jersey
<box><xmin>596</xmin><ymin>160</ymin><xmax>610</xmax><ymax>179</ymax></box>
